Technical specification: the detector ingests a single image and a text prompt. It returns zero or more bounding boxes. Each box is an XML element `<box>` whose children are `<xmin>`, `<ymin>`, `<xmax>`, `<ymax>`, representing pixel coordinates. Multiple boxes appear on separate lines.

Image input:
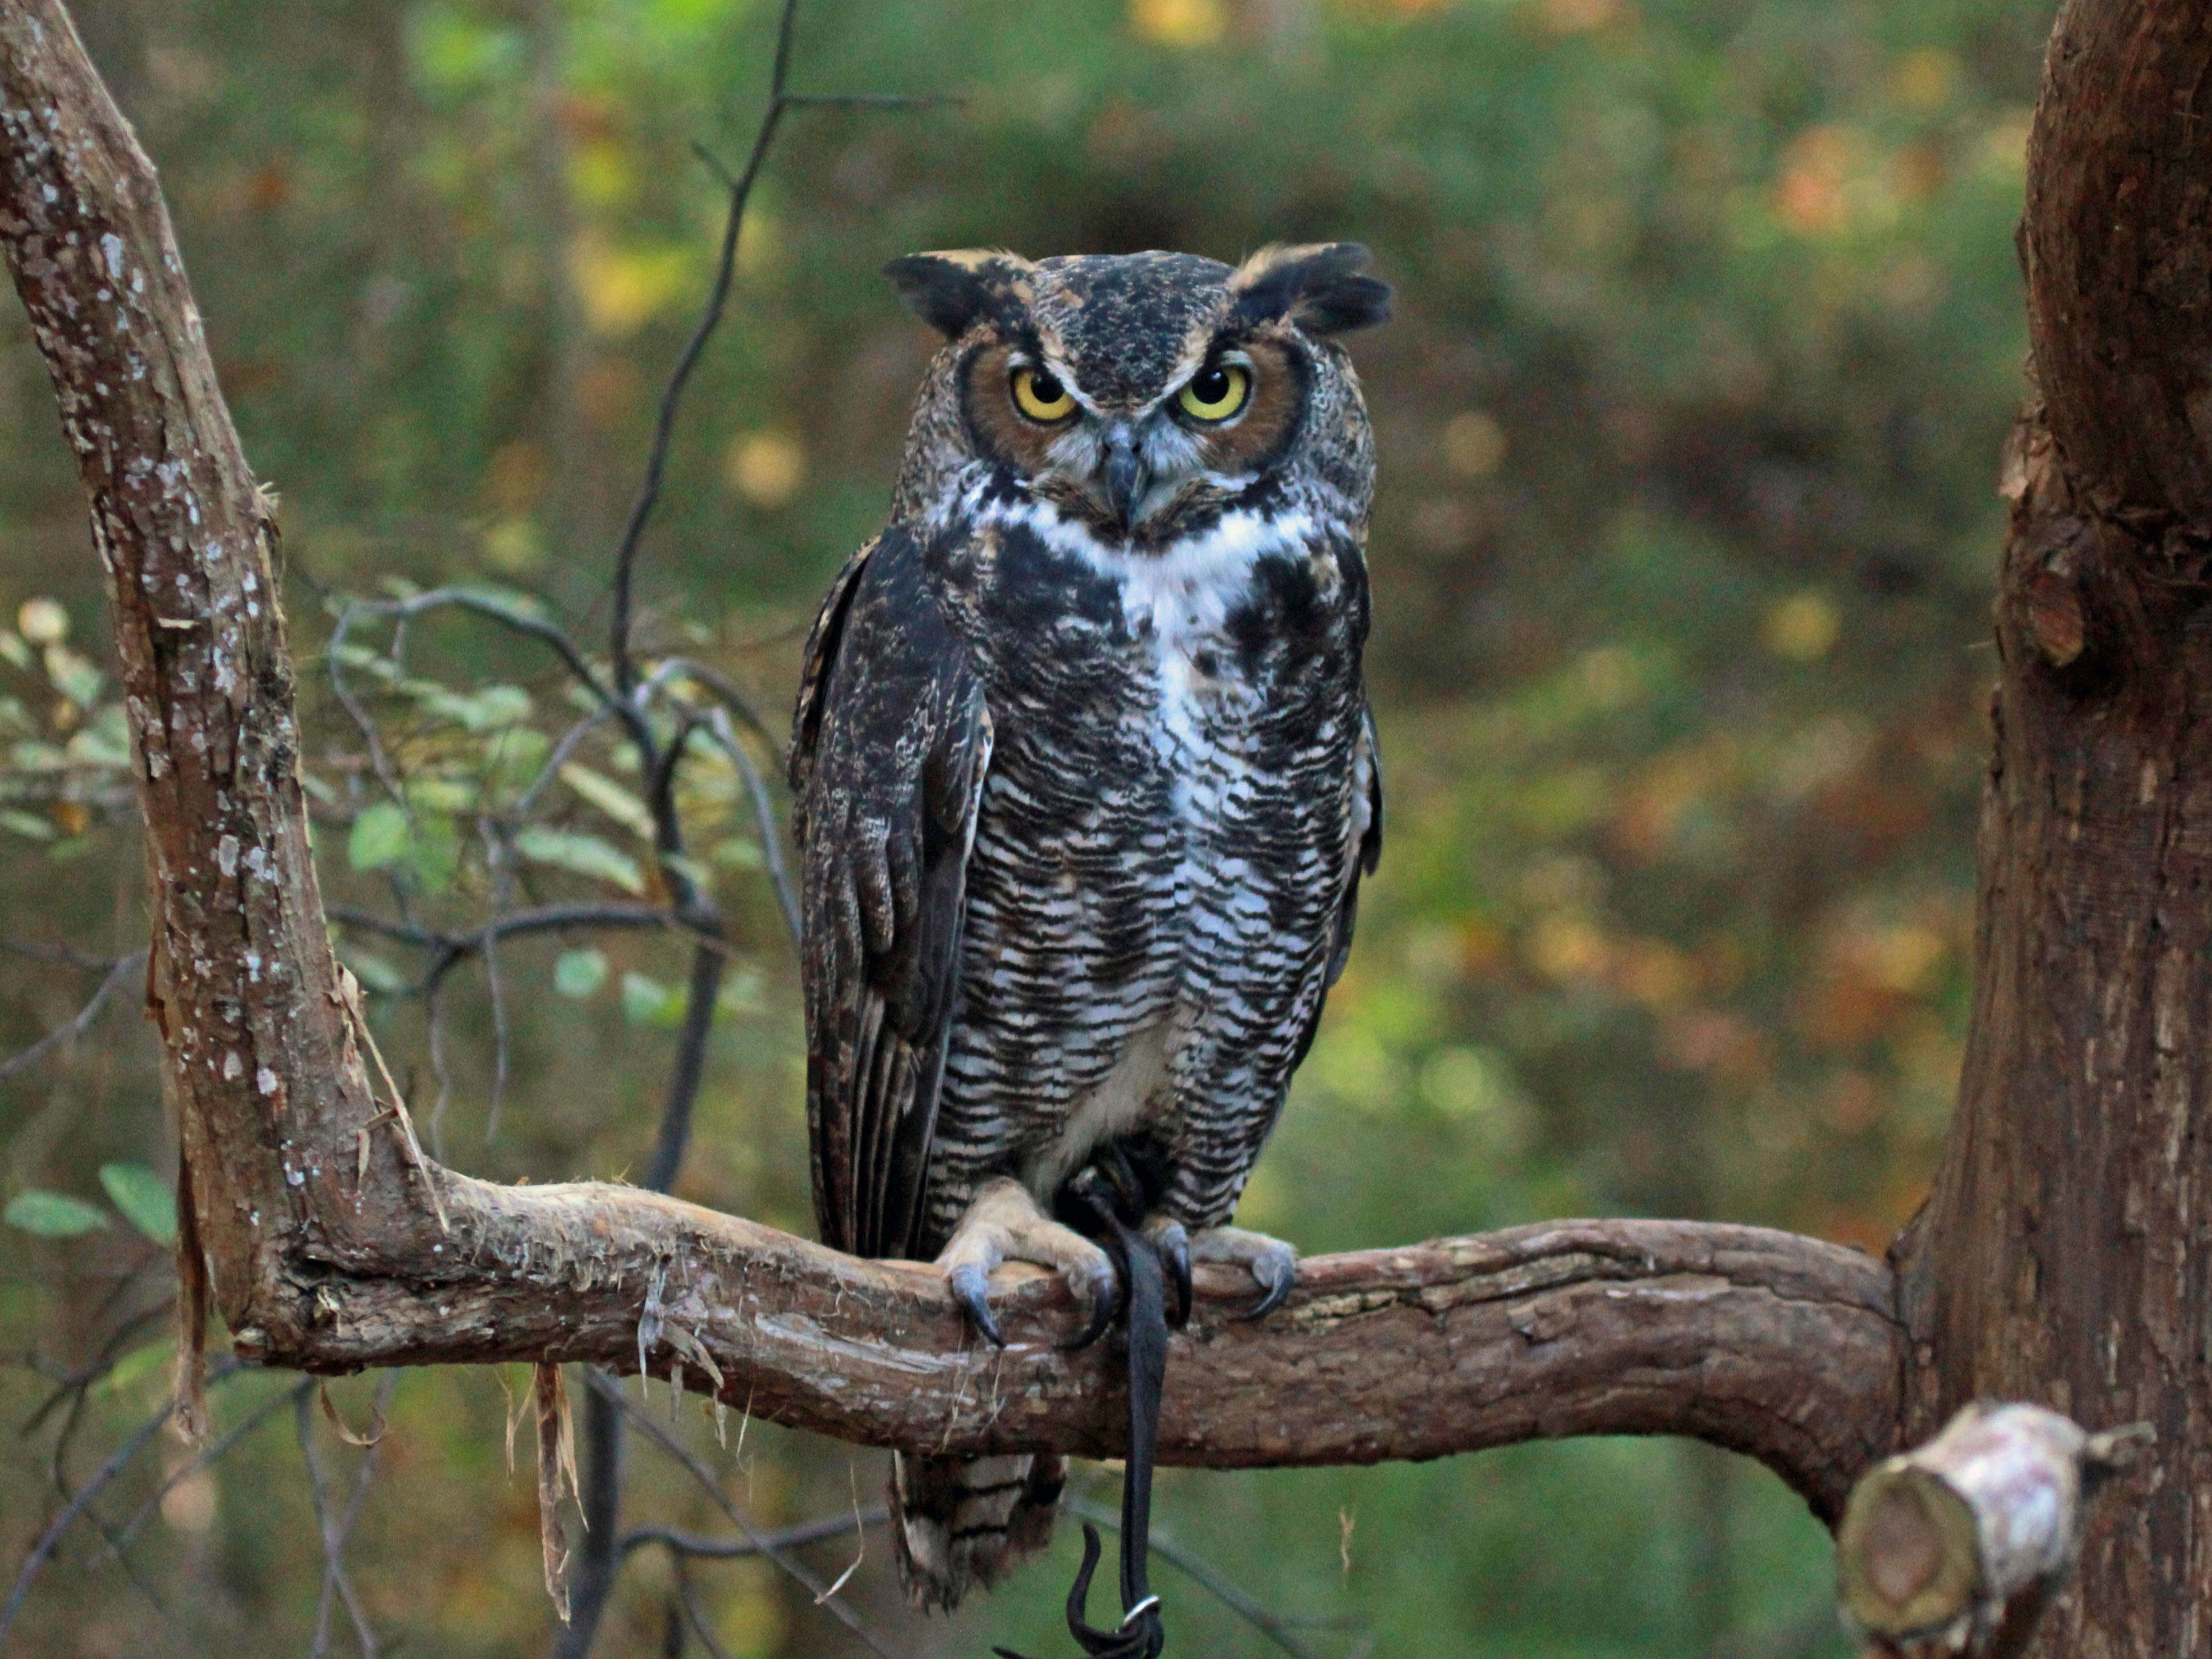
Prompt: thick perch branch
<box><xmin>0</xmin><ymin>0</ymin><xmax>1900</xmax><ymax>1528</ymax></box>
<box><xmin>257</xmin><ymin>1199</ymin><xmax>1901</xmax><ymax>1517</ymax></box>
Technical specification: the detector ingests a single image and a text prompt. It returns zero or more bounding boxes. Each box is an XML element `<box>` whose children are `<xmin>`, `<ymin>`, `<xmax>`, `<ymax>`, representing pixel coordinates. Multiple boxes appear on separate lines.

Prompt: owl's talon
<box><xmin>1187</xmin><ymin>1224</ymin><xmax>1299</xmax><ymax>1321</ymax></box>
<box><xmin>1059</xmin><ymin>1254</ymin><xmax>1122</xmax><ymax>1352</ymax></box>
<box><xmin>937</xmin><ymin>1176</ymin><xmax>1118</xmax><ymax>1350</ymax></box>
<box><xmin>1244</xmin><ymin>1248</ymin><xmax>1297</xmax><ymax>1321</ymax></box>
<box><xmin>1143</xmin><ymin>1218</ymin><xmax>1192</xmax><ymax>1328</ymax></box>
<box><xmin>949</xmin><ymin>1261</ymin><xmax>1006</xmax><ymax>1347</ymax></box>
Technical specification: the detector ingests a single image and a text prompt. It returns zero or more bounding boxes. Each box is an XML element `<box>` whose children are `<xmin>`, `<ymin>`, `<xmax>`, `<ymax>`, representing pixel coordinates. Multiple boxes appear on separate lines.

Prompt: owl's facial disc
<box><xmin>1038</xmin><ymin>350</ymin><xmax>1266</xmax><ymax>533</ymax></box>
<box><xmin>965</xmin><ymin>334</ymin><xmax>1301</xmax><ymax>537</ymax></box>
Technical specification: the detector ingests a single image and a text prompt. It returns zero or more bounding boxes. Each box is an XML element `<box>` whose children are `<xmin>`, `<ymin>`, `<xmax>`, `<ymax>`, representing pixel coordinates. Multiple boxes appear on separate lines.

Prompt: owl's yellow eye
<box><xmin>1011</xmin><ymin>366</ymin><xmax>1076</xmax><ymax>423</ymax></box>
<box><xmin>1177</xmin><ymin>363</ymin><xmax>1251</xmax><ymax>423</ymax></box>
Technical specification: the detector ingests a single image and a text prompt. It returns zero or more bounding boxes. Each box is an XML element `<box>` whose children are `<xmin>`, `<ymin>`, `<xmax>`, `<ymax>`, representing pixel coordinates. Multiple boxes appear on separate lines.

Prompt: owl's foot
<box><xmin>937</xmin><ymin>1177</ymin><xmax>1119</xmax><ymax>1351</ymax></box>
<box><xmin>1188</xmin><ymin>1225</ymin><xmax>1299</xmax><ymax>1319</ymax></box>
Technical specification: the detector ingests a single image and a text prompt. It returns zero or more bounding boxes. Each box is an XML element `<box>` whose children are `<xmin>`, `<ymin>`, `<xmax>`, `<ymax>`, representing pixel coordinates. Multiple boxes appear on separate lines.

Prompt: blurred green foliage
<box><xmin>0</xmin><ymin>0</ymin><xmax>2050</xmax><ymax>1652</ymax></box>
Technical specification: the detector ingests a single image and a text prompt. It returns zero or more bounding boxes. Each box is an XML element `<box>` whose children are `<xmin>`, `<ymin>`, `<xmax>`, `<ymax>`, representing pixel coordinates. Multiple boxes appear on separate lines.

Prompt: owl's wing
<box><xmin>1293</xmin><ymin>705</ymin><xmax>1384</xmax><ymax>1068</ymax></box>
<box><xmin>790</xmin><ymin>526</ymin><xmax>992</xmax><ymax>1261</ymax></box>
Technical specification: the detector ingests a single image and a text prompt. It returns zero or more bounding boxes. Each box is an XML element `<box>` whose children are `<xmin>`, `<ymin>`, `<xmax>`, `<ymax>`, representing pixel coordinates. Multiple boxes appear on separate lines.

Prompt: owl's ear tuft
<box><xmin>1231</xmin><ymin>242</ymin><xmax>1392</xmax><ymax>337</ymax></box>
<box><xmin>883</xmin><ymin>250</ymin><xmax>1032</xmax><ymax>339</ymax></box>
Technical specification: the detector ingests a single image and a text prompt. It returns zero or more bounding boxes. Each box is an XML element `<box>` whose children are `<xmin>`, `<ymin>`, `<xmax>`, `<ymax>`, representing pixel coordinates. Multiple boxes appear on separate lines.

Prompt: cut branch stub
<box><xmin>1837</xmin><ymin>1403</ymin><xmax>2151</xmax><ymax>1658</ymax></box>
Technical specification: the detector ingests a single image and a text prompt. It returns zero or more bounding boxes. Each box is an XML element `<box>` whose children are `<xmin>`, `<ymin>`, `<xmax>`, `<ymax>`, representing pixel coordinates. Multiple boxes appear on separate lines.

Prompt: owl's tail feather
<box><xmin>891</xmin><ymin>1449</ymin><xmax>1067</xmax><ymax>1611</ymax></box>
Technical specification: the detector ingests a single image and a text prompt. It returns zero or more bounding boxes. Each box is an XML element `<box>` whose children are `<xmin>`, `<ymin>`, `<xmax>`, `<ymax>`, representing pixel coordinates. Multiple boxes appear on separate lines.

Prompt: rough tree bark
<box><xmin>0</xmin><ymin>0</ymin><xmax>2198</xmax><ymax>1650</ymax></box>
<box><xmin>1886</xmin><ymin>3</ymin><xmax>2212</xmax><ymax>1653</ymax></box>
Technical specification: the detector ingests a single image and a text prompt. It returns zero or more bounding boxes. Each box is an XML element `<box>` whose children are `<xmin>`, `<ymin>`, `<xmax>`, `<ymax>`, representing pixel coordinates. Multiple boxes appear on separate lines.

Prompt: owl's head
<box><xmin>884</xmin><ymin>245</ymin><xmax>1389</xmax><ymax>542</ymax></box>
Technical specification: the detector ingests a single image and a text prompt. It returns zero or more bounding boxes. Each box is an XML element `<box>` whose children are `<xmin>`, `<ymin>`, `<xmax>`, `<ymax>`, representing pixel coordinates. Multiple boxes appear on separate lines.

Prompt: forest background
<box><xmin>0</xmin><ymin>0</ymin><xmax>2056</xmax><ymax>1653</ymax></box>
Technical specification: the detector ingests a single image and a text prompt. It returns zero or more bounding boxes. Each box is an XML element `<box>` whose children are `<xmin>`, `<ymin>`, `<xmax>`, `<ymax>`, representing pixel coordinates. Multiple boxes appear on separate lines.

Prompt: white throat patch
<box><xmin>976</xmin><ymin>494</ymin><xmax>1315</xmax><ymax>656</ymax></box>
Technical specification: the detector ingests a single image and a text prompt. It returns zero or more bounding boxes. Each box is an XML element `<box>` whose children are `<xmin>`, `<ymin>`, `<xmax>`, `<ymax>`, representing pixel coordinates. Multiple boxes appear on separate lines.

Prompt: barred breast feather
<box><xmin>793</xmin><ymin>499</ymin><xmax>1380</xmax><ymax>1264</ymax></box>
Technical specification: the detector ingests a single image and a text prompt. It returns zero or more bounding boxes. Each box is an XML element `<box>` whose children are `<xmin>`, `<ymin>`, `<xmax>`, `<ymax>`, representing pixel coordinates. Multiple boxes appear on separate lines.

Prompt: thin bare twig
<box><xmin>330</xmin><ymin>901</ymin><xmax>672</xmax><ymax>957</ymax></box>
<box><xmin>605</xmin><ymin>0</ymin><xmax>792</xmax><ymax>703</ymax></box>
<box><xmin>0</xmin><ymin>937</ymin><xmax>123</xmax><ymax>970</ymax></box>
<box><xmin>478</xmin><ymin>818</ymin><xmax>518</xmax><ymax>1141</ymax></box>
<box><xmin>0</xmin><ymin>1408</ymin><xmax>170</xmax><ymax>1648</ymax></box>
<box><xmin>326</xmin><ymin>1374</ymin><xmax>398</xmax><ymax>1651</ymax></box>
<box><xmin>295</xmin><ymin>1382</ymin><xmax>383</xmax><ymax>1659</ymax></box>
<box><xmin>646</xmin><ymin>658</ymin><xmax>779</xmax><ymax>753</ymax></box>
<box><xmin>516</xmin><ymin>707</ymin><xmax>617</xmax><ymax>820</ymax></box>
<box><xmin>604</xmin><ymin>0</ymin><xmax>948</xmax><ymax>697</ymax></box>
<box><xmin>109</xmin><ymin>1377</ymin><xmax>315</xmax><ymax>1560</ymax></box>
<box><xmin>0</xmin><ymin>1360</ymin><xmax>239</xmax><ymax>1650</ymax></box>
<box><xmin>21</xmin><ymin>1297</ymin><xmax>172</xmax><ymax>1437</ymax></box>
<box><xmin>619</xmin><ymin>1506</ymin><xmax>888</xmax><ymax>1561</ymax></box>
<box><xmin>582</xmin><ymin>1370</ymin><xmax>899</xmax><ymax>1659</ymax></box>
<box><xmin>676</xmin><ymin>1558</ymin><xmax>738</xmax><ymax>1659</ymax></box>
<box><xmin>424</xmin><ymin>970</ymin><xmax>456</xmax><ymax>1162</ymax></box>
<box><xmin>0</xmin><ymin>949</ymin><xmax>143</xmax><ymax>1082</ymax></box>
<box><xmin>696</xmin><ymin>704</ymin><xmax>800</xmax><ymax>952</ymax></box>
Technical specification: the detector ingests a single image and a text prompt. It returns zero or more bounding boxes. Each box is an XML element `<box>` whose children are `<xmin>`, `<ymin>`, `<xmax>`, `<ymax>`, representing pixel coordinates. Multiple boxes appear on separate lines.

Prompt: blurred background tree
<box><xmin>0</xmin><ymin>0</ymin><xmax>2049</xmax><ymax>1653</ymax></box>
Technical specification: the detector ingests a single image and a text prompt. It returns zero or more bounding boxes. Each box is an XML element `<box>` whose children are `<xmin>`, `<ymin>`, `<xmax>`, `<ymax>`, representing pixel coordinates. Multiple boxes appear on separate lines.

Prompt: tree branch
<box><xmin>252</xmin><ymin>1206</ymin><xmax>1900</xmax><ymax>1523</ymax></box>
<box><xmin>0</xmin><ymin>945</ymin><xmax>141</xmax><ymax>1080</ymax></box>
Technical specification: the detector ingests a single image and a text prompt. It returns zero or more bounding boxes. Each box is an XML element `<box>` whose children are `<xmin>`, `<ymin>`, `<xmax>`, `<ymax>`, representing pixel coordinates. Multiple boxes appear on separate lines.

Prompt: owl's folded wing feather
<box><xmin>790</xmin><ymin>527</ymin><xmax>992</xmax><ymax>1261</ymax></box>
<box><xmin>1293</xmin><ymin>705</ymin><xmax>1383</xmax><ymax>1070</ymax></box>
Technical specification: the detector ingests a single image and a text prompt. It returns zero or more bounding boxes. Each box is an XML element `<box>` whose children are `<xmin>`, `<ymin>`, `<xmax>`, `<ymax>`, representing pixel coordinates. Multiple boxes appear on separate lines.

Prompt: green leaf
<box><xmin>348</xmin><ymin>801</ymin><xmax>412</xmax><ymax>870</ymax></box>
<box><xmin>405</xmin><ymin>813</ymin><xmax>462</xmax><ymax>896</ymax></box>
<box><xmin>66</xmin><ymin>705</ymin><xmax>134</xmax><ymax>768</ymax></box>
<box><xmin>0</xmin><ymin>809</ymin><xmax>54</xmax><ymax>841</ymax></box>
<box><xmin>710</xmin><ymin>835</ymin><xmax>764</xmax><ymax>871</ymax></box>
<box><xmin>715</xmin><ymin>967</ymin><xmax>764</xmax><ymax>1018</ymax></box>
<box><xmin>404</xmin><ymin>680</ymin><xmax>533</xmax><ymax>734</ymax></box>
<box><xmin>43</xmin><ymin>643</ymin><xmax>104</xmax><ymax>710</ymax></box>
<box><xmin>403</xmin><ymin>774</ymin><xmax>477</xmax><ymax>815</ymax></box>
<box><xmin>659</xmin><ymin>851</ymin><xmax>713</xmax><ymax>893</ymax></box>
<box><xmin>5</xmin><ymin>1190</ymin><xmax>108</xmax><ymax>1237</ymax></box>
<box><xmin>342</xmin><ymin>948</ymin><xmax>407</xmax><ymax>995</ymax></box>
<box><xmin>488</xmin><ymin>726</ymin><xmax>553</xmax><ymax>792</ymax></box>
<box><xmin>559</xmin><ymin>764</ymin><xmax>655</xmax><ymax>838</ymax></box>
<box><xmin>621</xmin><ymin>971</ymin><xmax>684</xmax><ymax>1027</ymax></box>
<box><xmin>514</xmin><ymin>824</ymin><xmax>644</xmax><ymax>894</ymax></box>
<box><xmin>95</xmin><ymin>1339</ymin><xmax>175</xmax><ymax>1398</ymax></box>
<box><xmin>554</xmin><ymin>948</ymin><xmax>608</xmax><ymax>998</ymax></box>
<box><xmin>99</xmin><ymin>1164</ymin><xmax>178</xmax><ymax>1245</ymax></box>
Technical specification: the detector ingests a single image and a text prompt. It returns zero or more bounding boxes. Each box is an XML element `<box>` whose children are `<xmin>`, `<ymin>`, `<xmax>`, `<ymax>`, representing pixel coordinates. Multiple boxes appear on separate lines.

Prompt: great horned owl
<box><xmin>789</xmin><ymin>244</ymin><xmax>1388</xmax><ymax>1612</ymax></box>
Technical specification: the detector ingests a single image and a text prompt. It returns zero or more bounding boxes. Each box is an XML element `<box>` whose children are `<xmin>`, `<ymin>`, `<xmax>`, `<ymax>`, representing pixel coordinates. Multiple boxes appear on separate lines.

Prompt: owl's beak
<box><xmin>1100</xmin><ymin>423</ymin><xmax>1146</xmax><ymax>530</ymax></box>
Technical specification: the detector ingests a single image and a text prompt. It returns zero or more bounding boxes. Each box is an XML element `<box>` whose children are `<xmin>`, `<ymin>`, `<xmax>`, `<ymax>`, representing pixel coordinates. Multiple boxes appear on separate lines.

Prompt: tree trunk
<box><xmin>1889</xmin><ymin>4</ymin><xmax>2212</xmax><ymax>1653</ymax></box>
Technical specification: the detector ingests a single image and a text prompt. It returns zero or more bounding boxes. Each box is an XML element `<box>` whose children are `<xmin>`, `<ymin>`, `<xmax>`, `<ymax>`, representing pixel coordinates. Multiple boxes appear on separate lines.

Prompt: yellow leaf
<box><xmin>1130</xmin><ymin>0</ymin><xmax>1226</xmax><ymax>48</ymax></box>
<box><xmin>570</xmin><ymin>236</ymin><xmax>694</xmax><ymax>337</ymax></box>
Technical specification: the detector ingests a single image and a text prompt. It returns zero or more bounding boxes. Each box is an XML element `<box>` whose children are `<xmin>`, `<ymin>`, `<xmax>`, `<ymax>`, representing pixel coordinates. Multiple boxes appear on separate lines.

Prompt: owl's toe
<box><xmin>1246</xmin><ymin>1246</ymin><xmax>1297</xmax><ymax>1320</ymax></box>
<box><xmin>1060</xmin><ymin>1254</ymin><xmax>1122</xmax><ymax>1353</ymax></box>
<box><xmin>1187</xmin><ymin>1224</ymin><xmax>1299</xmax><ymax>1320</ymax></box>
<box><xmin>935</xmin><ymin>1176</ymin><xmax>1119</xmax><ymax>1349</ymax></box>
<box><xmin>946</xmin><ymin>1260</ymin><xmax>1005</xmax><ymax>1347</ymax></box>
